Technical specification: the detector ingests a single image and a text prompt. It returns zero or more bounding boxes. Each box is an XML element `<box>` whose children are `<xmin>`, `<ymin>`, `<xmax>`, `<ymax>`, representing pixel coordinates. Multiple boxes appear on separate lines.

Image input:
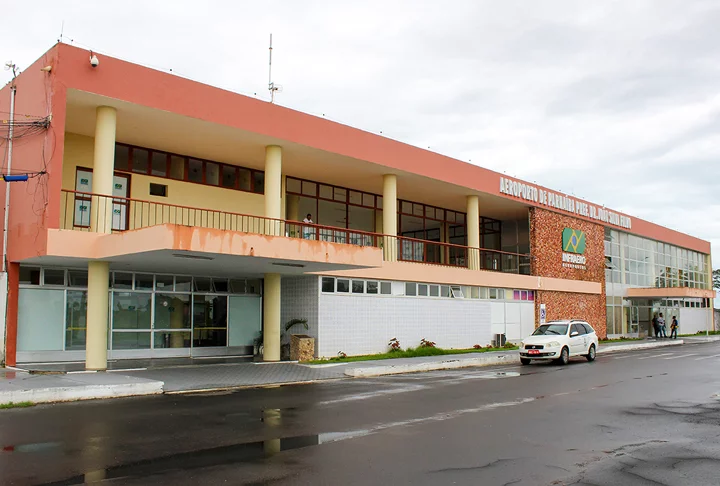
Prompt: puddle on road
<box><xmin>32</xmin><ymin>430</ymin><xmax>370</xmax><ymax>485</ymax></box>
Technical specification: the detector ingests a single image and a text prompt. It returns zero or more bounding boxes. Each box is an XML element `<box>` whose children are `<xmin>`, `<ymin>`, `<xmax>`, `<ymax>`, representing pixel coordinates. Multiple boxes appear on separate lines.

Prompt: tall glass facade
<box><xmin>604</xmin><ymin>228</ymin><xmax>711</xmax><ymax>336</ymax></box>
<box><xmin>605</xmin><ymin>229</ymin><xmax>709</xmax><ymax>289</ymax></box>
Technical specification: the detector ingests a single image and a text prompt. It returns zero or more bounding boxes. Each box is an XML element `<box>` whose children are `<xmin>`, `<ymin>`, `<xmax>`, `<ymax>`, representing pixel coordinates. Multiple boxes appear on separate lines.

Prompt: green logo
<box><xmin>562</xmin><ymin>228</ymin><xmax>586</xmax><ymax>254</ymax></box>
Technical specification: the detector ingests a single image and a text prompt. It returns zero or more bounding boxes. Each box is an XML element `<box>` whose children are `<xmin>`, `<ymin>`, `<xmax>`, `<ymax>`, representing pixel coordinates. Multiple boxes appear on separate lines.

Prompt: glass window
<box><xmin>192</xmin><ymin>295</ymin><xmax>228</xmax><ymax>347</ymax></box>
<box><xmin>229</xmin><ymin>279</ymin><xmax>246</xmax><ymax>294</ymax></box>
<box><xmin>497</xmin><ymin>289</ymin><xmax>506</xmax><ymax>300</ymax></box>
<box><xmin>67</xmin><ymin>270</ymin><xmax>88</xmax><ymax>287</ymax></box>
<box><xmin>151</xmin><ymin>152</ymin><xmax>167</xmax><ymax>177</ymax></box>
<box><xmin>334</xmin><ymin>187</ymin><xmax>346</xmax><ymax>202</ymax></box>
<box><xmin>489</xmin><ymin>288</ymin><xmax>497</xmax><ymax>299</ymax></box>
<box><xmin>113</xmin><ymin>272</ymin><xmax>133</xmax><ymax>289</ymax></box>
<box><xmin>352</xmin><ymin>280</ymin><xmax>365</xmax><ymax>294</ymax></box>
<box><xmin>253</xmin><ymin>171</ymin><xmax>265</xmax><ymax>194</ymax></box>
<box><xmin>380</xmin><ymin>282</ymin><xmax>391</xmax><ymax>295</ymax></box>
<box><xmin>194</xmin><ymin>277</ymin><xmax>212</xmax><ymax>292</ymax></box>
<box><xmin>429</xmin><ymin>285</ymin><xmax>439</xmax><ymax>297</ymax></box>
<box><xmin>238</xmin><ymin>169</ymin><xmax>251</xmax><ymax>191</ymax></box>
<box><xmin>170</xmin><ymin>155</ymin><xmax>185</xmax><ymax>180</ymax></box>
<box><xmin>287</xmin><ymin>178</ymin><xmax>302</xmax><ymax>193</ymax></box>
<box><xmin>471</xmin><ymin>287</ymin><xmax>480</xmax><ymax>299</ymax></box>
<box><xmin>405</xmin><ymin>282</ymin><xmax>417</xmax><ymax>296</ymax></box>
<box><xmin>154</xmin><ymin>331</ymin><xmax>191</xmax><ymax>349</ymax></box>
<box><xmin>363</xmin><ymin>194</ymin><xmax>375</xmax><ymax>207</ymax></box>
<box><xmin>440</xmin><ymin>286</ymin><xmax>450</xmax><ymax>298</ymax></box>
<box><xmin>337</xmin><ymin>279</ymin><xmax>350</xmax><ymax>293</ymax></box>
<box><xmin>418</xmin><ymin>284</ymin><xmax>428</xmax><ymax>296</ymax></box>
<box><xmin>206</xmin><ymin>162</ymin><xmax>220</xmax><ymax>186</ymax></box>
<box><xmin>20</xmin><ymin>267</ymin><xmax>40</xmax><ymax>285</ymax></box>
<box><xmin>319</xmin><ymin>184</ymin><xmax>333</xmax><ymax>199</ymax></box>
<box><xmin>135</xmin><ymin>274</ymin><xmax>154</xmax><ymax>290</ymax></box>
<box><xmin>114</xmin><ymin>144</ymin><xmax>129</xmax><ymax>171</ymax></box>
<box><xmin>154</xmin><ymin>293</ymin><xmax>191</xmax><ymax>329</ymax></box>
<box><xmin>188</xmin><ymin>159</ymin><xmax>203</xmax><ymax>183</ymax></box>
<box><xmin>302</xmin><ymin>181</ymin><xmax>317</xmax><ymax>196</ymax></box>
<box><xmin>367</xmin><ymin>281</ymin><xmax>379</xmax><ymax>294</ymax></box>
<box><xmin>222</xmin><ymin>166</ymin><xmax>237</xmax><ymax>189</ymax></box>
<box><xmin>349</xmin><ymin>191</ymin><xmax>362</xmax><ymax>205</ymax></box>
<box><xmin>112</xmin><ymin>332</ymin><xmax>151</xmax><ymax>350</ymax></box>
<box><xmin>213</xmin><ymin>278</ymin><xmax>229</xmax><ymax>293</ymax></box>
<box><xmin>132</xmin><ymin>148</ymin><xmax>149</xmax><ymax>174</ymax></box>
<box><xmin>513</xmin><ymin>290</ymin><xmax>521</xmax><ymax>300</ymax></box>
<box><xmin>43</xmin><ymin>269</ymin><xmax>65</xmax><ymax>286</ymax></box>
<box><xmin>246</xmin><ymin>279</ymin><xmax>262</xmax><ymax>294</ymax></box>
<box><xmin>321</xmin><ymin>277</ymin><xmax>335</xmax><ymax>293</ymax></box>
<box><xmin>112</xmin><ymin>292</ymin><xmax>152</xmax><ymax>329</ymax></box>
<box><xmin>65</xmin><ymin>290</ymin><xmax>88</xmax><ymax>350</ymax></box>
<box><xmin>155</xmin><ymin>275</ymin><xmax>174</xmax><ymax>291</ymax></box>
<box><xmin>175</xmin><ymin>276</ymin><xmax>192</xmax><ymax>292</ymax></box>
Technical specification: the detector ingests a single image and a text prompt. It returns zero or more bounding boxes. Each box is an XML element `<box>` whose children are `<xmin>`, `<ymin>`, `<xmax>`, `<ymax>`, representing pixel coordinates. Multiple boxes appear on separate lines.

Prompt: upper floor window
<box><xmin>114</xmin><ymin>143</ymin><xmax>264</xmax><ymax>194</ymax></box>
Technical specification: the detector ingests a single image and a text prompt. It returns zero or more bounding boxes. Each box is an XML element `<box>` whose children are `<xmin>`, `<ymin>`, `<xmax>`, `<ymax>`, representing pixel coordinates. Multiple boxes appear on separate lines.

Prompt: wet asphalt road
<box><xmin>2</xmin><ymin>343</ymin><xmax>720</xmax><ymax>486</ymax></box>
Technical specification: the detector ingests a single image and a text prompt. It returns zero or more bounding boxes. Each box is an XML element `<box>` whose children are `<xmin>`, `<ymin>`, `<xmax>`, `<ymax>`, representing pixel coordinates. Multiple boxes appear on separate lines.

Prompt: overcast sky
<box><xmin>3</xmin><ymin>0</ymin><xmax>720</xmax><ymax>263</ymax></box>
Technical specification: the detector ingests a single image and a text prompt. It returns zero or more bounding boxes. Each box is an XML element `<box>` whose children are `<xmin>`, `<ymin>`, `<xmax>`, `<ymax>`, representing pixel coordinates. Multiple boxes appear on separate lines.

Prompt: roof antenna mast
<box><xmin>268</xmin><ymin>34</ymin><xmax>281</xmax><ymax>103</ymax></box>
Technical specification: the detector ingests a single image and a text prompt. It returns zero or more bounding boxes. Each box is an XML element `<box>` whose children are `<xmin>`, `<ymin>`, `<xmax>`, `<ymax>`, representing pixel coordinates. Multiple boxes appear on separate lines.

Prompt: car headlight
<box><xmin>546</xmin><ymin>341</ymin><xmax>561</xmax><ymax>348</ymax></box>
<box><xmin>520</xmin><ymin>342</ymin><xmax>524</xmax><ymax>348</ymax></box>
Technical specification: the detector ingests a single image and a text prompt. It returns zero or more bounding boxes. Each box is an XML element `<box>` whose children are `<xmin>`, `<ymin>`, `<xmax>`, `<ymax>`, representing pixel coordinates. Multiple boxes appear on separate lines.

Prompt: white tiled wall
<box><xmin>317</xmin><ymin>294</ymin><xmax>495</xmax><ymax>358</ymax></box>
<box><xmin>678</xmin><ymin>308</ymin><xmax>711</xmax><ymax>335</ymax></box>
<box><xmin>490</xmin><ymin>302</ymin><xmax>536</xmax><ymax>341</ymax></box>
<box><xmin>280</xmin><ymin>276</ymin><xmax>320</xmax><ymax>349</ymax></box>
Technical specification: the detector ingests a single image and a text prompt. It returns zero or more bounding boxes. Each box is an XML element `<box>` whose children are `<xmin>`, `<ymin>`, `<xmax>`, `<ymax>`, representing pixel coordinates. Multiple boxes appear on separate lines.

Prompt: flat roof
<box><xmin>17</xmin><ymin>43</ymin><xmax>712</xmax><ymax>254</ymax></box>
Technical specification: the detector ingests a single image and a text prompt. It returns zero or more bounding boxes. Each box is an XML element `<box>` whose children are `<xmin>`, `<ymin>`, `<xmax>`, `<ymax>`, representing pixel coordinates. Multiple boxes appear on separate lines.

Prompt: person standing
<box><xmin>670</xmin><ymin>316</ymin><xmax>679</xmax><ymax>339</ymax></box>
<box><xmin>658</xmin><ymin>313</ymin><xmax>667</xmax><ymax>338</ymax></box>
<box><xmin>652</xmin><ymin>313</ymin><xmax>659</xmax><ymax>338</ymax></box>
<box><xmin>302</xmin><ymin>213</ymin><xmax>314</xmax><ymax>239</ymax></box>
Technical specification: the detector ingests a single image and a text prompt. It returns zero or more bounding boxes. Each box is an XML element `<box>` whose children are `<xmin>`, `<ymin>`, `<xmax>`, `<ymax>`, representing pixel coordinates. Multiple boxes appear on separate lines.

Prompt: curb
<box><xmin>344</xmin><ymin>340</ymin><xmax>691</xmax><ymax>378</ymax></box>
<box><xmin>0</xmin><ymin>381</ymin><xmax>164</xmax><ymax>406</ymax></box>
<box><xmin>344</xmin><ymin>353</ymin><xmax>520</xmax><ymax>378</ymax></box>
<box><xmin>597</xmin><ymin>339</ymin><xmax>684</xmax><ymax>354</ymax></box>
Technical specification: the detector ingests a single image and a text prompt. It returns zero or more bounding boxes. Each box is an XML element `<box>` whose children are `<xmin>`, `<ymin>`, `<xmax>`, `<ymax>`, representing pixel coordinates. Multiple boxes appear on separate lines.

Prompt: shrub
<box><xmin>473</xmin><ymin>344</ymin><xmax>481</xmax><ymax>349</ymax></box>
<box><xmin>337</xmin><ymin>351</ymin><xmax>347</xmax><ymax>359</ymax></box>
<box><xmin>419</xmin><ymin>338</ymin><xmax>436</xmax><ymax>348</ymax></box>
<box><xmin>503</xmin><ymin>341</ymin><xmax>516</xmax><ymax>349</ymax></box>
<box><xmin>388</xmin><ymin>337</ymin><xmax>401</xmax><ymax>352</ymax></box>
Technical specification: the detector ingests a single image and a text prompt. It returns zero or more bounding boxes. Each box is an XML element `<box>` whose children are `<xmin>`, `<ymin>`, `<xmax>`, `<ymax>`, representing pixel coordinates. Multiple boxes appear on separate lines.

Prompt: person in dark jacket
<box><xmin>670</xmin><ymin>316</ymin><xmax>679</xmax><ymax>339</ymax></box>
<box><xmin>652</xmin><ymin>314</ymin><xmax>659</xmax><ymax>338</ymax></box>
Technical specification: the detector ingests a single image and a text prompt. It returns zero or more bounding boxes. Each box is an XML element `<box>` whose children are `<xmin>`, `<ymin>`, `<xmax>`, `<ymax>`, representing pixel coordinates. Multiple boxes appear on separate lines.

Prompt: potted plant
<box><xmin>281</xmin><ymin>318</ymin><xmax>309</xmax><ymax>360</ymax></box>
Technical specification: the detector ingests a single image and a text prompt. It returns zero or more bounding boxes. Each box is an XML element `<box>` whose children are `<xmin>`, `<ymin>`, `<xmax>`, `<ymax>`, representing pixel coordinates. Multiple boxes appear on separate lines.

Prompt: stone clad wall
<box><xmin>530</xmin><ymin>208</ymin><xmax>607</xmax><ymax>338</ymax></box>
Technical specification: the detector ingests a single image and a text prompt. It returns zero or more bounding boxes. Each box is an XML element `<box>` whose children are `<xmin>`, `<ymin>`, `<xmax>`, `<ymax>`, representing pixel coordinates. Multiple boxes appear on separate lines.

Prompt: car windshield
<box><xmin>532</xmin><ymin>324</ymin><xmax>568</xmax><ymax>336</ymax></box>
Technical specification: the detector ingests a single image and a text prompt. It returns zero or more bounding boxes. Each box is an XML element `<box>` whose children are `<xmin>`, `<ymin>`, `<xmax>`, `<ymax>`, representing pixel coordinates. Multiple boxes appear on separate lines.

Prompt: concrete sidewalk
<box><xmin>0</xmin><ymin>369</ymin><xmax>163</xmax><ymax>405</ymax></box>
<box><xmin>0</xmin><ymin>338</ymin><xmax>707</xmax><ymax>405</ymax></box>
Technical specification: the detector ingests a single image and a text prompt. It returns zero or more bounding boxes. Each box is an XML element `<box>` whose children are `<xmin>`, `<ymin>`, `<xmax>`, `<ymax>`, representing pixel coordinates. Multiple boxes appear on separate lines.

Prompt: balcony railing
<box><xmin>396</xmin><ymin>235</ymin><xmax>531</xmax><ymax>274</ymax></box>
<box><xmin>59</xmin><ymin>190</ymin><xmax>530</xmax><ymax>273</ymax></box>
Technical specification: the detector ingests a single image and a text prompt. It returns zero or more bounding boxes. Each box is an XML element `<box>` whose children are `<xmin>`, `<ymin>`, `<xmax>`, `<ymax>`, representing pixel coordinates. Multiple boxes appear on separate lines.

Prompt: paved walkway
<box><xmin>2</xmin><ymin>338</ymin><xmax>714</xmax><ymax>404</ymax></box>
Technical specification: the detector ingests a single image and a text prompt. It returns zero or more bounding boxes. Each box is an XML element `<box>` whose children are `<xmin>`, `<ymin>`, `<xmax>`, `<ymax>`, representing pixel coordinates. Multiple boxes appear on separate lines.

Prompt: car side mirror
<box><xmin>570</xmin><ymin>331</ymin><xmax>579</xmax><ymax>337</ymax></box>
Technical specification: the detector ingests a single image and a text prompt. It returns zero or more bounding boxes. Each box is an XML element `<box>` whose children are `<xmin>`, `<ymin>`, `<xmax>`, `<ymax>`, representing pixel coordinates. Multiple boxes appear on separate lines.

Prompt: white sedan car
<box><xmin>519</xmin><ymin>320</ymin><xmax>598</xmax><ymax>365</ymax></box>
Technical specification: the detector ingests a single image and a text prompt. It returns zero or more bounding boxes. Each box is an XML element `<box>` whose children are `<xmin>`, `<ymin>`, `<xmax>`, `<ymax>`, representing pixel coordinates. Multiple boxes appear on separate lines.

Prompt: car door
<box><xmin>569</xmin><ymin>324</ymin><xmax>585</xmax><ymax>355</ymax></box>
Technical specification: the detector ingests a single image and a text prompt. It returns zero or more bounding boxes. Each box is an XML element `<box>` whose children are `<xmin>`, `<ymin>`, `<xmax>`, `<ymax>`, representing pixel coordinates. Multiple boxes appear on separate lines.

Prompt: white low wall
<box><xmin>318</xmin><ymin>294</ymin><xmax>497</xmax><ymax>358</ymax></box>
<box><xmin>679</xmin><ymin>308</ymin><xmax>711</xmax><ymax>335</ymax></box>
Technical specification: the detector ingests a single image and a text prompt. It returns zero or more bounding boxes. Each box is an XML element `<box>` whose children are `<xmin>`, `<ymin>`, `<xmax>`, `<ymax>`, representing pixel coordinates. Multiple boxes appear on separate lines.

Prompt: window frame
<box><xmin>114</xmin><ymin>142</ymin><xmax>265</xmax><ymax>195</ymax></box>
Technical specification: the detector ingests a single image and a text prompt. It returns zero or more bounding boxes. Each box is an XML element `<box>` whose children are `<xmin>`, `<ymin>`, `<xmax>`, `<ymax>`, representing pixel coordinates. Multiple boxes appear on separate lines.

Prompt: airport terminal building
<box><xmin>0</xmin><ymin>43</ymin><xmax>714</xmax><ymax>368</ymax></box>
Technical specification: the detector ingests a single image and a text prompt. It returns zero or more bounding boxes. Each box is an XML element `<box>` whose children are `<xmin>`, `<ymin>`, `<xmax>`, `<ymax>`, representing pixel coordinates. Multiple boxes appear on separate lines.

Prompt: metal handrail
<box><xmin>59</xmin><ymin>189</ymin><xmax>530</xmax><ymax>272</ymax></box>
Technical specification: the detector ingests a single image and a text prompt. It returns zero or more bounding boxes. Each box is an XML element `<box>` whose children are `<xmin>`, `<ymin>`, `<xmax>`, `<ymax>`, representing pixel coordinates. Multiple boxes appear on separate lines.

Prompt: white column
<box><xmin>382</xmin><ymin>175</ymin><xmax>397</xmax><ymax>261</ymax></box>
<box><xmin>467</xmin><ymin>195</ymin><xmax>480</xmax><ymax>270</ymax></box>
<box><xmin>263</xmin><ymin>273</ymin><xmax>281</xmax><ymax>362</ymax></box>
<box><xmin>86</xmin><ymin>261</ymin><xmax>110</xmax><ymax>370</ymax></box>
<box><xmin>90</xmin><ymin>106</ymin><xmax>116</xmax><ymax>234</ymax></box>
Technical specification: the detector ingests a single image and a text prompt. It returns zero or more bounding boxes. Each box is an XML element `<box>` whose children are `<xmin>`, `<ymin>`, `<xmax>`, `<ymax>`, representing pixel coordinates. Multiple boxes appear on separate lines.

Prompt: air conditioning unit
<box><xmin>494</xmin><ymin>333</ymin><xmax>506</xmax><ymax>347</ymax></box>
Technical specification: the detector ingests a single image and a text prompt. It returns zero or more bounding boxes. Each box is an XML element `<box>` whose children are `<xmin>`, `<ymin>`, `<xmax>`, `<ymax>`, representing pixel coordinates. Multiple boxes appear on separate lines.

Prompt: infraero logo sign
<box><xmin>561</xmin><ymin>228</ymin><xmax>587</xmax><ymax>269</ymax></box>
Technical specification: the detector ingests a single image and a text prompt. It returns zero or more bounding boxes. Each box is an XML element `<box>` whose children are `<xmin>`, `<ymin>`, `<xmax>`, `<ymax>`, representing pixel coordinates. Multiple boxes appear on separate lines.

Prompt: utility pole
<box><xmin>2</xmin><ymin>63</ymin><xmax>17</xmax><ymax>273</ymax></box>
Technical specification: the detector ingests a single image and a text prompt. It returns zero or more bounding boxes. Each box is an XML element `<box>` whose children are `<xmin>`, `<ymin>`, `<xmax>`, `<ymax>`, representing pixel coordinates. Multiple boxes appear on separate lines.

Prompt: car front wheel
<box><xmin>557</xmin><ymin>347</ymin><xmax>570</xmax><ymax>365</ymax></box>
<box><xmin>586</xmin><ymin>344</ymin><xmax>596</xmax><ymax>362</ymax></box>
